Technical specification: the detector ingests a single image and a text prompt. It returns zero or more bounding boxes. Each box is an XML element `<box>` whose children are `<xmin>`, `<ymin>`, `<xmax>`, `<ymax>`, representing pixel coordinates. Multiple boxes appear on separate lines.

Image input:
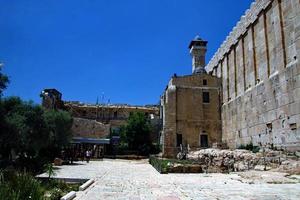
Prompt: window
<box><xmin>203</xmin><ymin>92</ymin><xmax>210</xmax><ymax>103</ymax></box>
<box><xmin>203</xmin><ymin>79</ymin><xmax>207</xmax><ymax>85</ymax></box>
<box><xmin>176</xmin><ymin>134</ymin><xmax>182</xmax><ymax>147</ymax></box>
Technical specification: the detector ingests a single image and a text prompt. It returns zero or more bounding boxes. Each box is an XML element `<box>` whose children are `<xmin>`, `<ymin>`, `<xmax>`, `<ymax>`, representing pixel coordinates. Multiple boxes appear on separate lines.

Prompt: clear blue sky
<box><xmin>1</xmin><ymin>0</ymin><xmax>253</xmax><ymax>105</ymax></box>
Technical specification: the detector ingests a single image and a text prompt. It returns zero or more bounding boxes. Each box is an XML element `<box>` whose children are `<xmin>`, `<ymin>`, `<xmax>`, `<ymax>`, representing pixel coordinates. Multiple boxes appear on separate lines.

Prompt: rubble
<box><xmin>187</xmin><ymin>148</ymin><xmax>300</xmax><ymax>174</ymax></box>
<box><xmin>188</xmin><ymin>148</ymin><xmax>259</xmax><ymax>173</ymax></box>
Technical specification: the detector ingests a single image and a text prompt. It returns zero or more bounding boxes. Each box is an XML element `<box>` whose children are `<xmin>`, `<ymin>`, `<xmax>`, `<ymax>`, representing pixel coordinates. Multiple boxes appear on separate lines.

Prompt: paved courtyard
<box><xmin>39</xmin><ymin>159</ymin><xmax>300</xmax><ymax>200</ymax></box>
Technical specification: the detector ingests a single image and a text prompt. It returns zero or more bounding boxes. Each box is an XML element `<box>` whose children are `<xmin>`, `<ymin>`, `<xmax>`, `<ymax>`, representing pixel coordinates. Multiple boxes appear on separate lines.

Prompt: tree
<box><xmin>0</xmin><ymin>64</ymin><xmax>9</xmax><ymax>97</ymax></box>
<box><xmin>120</xmin><ymin>112</ymin><xmax>152</xmax><ymax>155</ymax></box>
<box><xmin>0</xmin><ymin>97</ymin><xmax>24</xmax><ymax>160</ymax></box>
<box><xmin>42</xmin><ymin>109</ymin><xmax>73</xmax><ymax>158</ymax></box>
<box><xmin>0</xmin><ymin>97</ymin><xmax>50</xmax><ymax>160</ymax></box>
<box><xmin>0</xmin><ymin>96</ymin><xmax>73</xmax><ymax>171</ymax></box>
<box><xmin>0</xmin><ymin>66</ymin><xmax>73</xmax><ymax>171</ymax></box>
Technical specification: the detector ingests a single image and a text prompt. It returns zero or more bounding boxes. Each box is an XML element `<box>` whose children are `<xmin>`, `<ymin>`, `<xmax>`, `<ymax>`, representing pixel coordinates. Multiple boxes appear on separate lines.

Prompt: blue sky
<box><xmin>1</xmin><ymin>0</ymin><xmax>253</xmax><ymax>105</ymax></box>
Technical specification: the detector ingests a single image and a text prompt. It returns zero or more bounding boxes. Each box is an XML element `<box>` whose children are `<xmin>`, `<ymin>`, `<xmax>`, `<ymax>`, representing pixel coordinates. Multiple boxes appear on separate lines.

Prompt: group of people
<box><xmin>60</xmin><ymin>145</ymin><xmax>104</xmax><ymax>164</ymax></box>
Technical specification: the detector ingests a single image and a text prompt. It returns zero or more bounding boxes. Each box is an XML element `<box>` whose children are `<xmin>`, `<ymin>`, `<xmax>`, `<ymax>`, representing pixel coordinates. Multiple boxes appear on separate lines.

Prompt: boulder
<box><xmin>54</xmin><ymin>158</ymin><xmax>63</xmax><ymax>166</ymax></box>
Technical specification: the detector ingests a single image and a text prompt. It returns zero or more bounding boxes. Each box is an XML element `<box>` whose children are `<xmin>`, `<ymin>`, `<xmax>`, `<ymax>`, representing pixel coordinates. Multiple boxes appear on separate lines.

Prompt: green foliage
<box><xmin>0</xmin><ymin>170</ymin><xmax>80</xmax><ymax>200</ymax></box>
<box><xmin>0</xmin><ymin>171</ymin><xmax>44</xmax><ymax>200</ymax></box>
<box><xmin>238</xmin><ymin>142</ymin><xmax>260</xmax><ymax>153</ymax></box>
<box><xmin>0</xmin><ymin>64</ymin><xmax>9</xmax><ymax>97</ymax></box>
<box><xmin>0</xmin><ymin>184</ymin><xmax>20</xmax><ymax>200</ymax></box>
<box><xmin>149</xmin><ymin>156</ymin><xmax>168</xmax><ymax>173</ymax></box>
<box><xmin>119</xmin><ymin>112</ymin><xmax>152</xmax><ymax>155</ymax></box>
<box><xmin>43</xmin><ymin>179</ymin><xmax>80</xmax><ymax>200</ymax></box>
<box><xmin>48</xmin><ymin>188</ymin><xmax>63</xmax><ymax>200</ymax></box>
<box><xmin>0</xmin><ymin>96</ymin><xmax>73</xmax><ymax>172</ymax></box>
<box><xmin>41</xmin><ymin>109</ymin><xmax>73</xmax><ymax>160</ymax></box>
<box><xmin>44</xmin><ymin>163</ymin><xmax>56</xmax><ymax>180</ymax></box>
<box><xmin>44</xmin><ymin>110</ymin><xmax>73</xmax><ymax>148</ymax></box>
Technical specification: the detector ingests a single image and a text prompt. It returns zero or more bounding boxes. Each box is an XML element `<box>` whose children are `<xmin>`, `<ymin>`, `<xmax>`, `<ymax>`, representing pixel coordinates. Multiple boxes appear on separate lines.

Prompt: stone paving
<box><xmin>39</xmin><ymin>159</ymin><xmax>300</xmax><ymax>200</ymax></box>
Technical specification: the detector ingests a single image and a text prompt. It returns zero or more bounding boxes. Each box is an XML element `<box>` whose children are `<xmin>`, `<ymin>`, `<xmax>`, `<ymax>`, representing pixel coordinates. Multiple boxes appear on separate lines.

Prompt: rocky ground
<box><xmin>187</xmin><ymin>148</ymin><xmax>300</xmax><ymax>174</ymax></box>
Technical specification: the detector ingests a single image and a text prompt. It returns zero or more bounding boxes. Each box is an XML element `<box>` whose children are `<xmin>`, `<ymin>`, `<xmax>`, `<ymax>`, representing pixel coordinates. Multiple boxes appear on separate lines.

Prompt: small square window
<box><xmin>203</xmin><ymin>79</ymin><xmax>207</xmax><ymax>85</ymax></box>
<box><xmin>203</xmin><ymin>92</ymin><xmax>210</xmax><ymax>103</ymax></box>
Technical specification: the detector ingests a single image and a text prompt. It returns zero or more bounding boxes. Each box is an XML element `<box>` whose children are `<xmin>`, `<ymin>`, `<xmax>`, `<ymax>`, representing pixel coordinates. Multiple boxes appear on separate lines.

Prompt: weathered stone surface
<box><xmin>188</xmin><ymin>148</ymin><xmax>300</xmax><ymax>174</ymax></box>
<box><xmin>275</xmin><ymin>159</ymin><xmax>300</xmax><ymax>174</ymax></box>
<box><xmin>188</xmin><ymin>148</ymin><xmax>259</xmax><ymax>172</ymax></box>
<box><xmin>160</xmin><ymin>73</ymin><xmax>222</xmax><ymax>158</ymax></box>
<box><xmin>36</xmin><ymin>160</ymin><xmax>300</xmax><ymax>200</ymax></box>
<box><xmin>71</xmin><ymin>117</ymin><xmax>110</xmax><ymax>138</ymax></box>
<box><xmin>205</xmin><ymin>0</ymin><xmax>300</xmax><ymax>151</ymax></box>
<box><xmin>54</xmin><ymin>158</ymin><xmax>63</xmax><ymax>166</ymax></box>
<box><xmin>41</xmin><ymin>89</ymin><xmax>161</xmax><ymax>144</ymax></box>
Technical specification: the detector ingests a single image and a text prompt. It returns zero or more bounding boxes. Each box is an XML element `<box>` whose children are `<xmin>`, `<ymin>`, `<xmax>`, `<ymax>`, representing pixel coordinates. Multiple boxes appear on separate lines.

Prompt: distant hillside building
<box><xmin>160</xmin><ymin>37</ymin><xmax>222</xmax><ymax>158</ymax></box>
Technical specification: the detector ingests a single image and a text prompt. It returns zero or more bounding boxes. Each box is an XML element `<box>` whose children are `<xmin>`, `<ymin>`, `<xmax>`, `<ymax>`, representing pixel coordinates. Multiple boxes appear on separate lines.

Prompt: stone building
<box><xmin>205</xmin><ymin>0</ymin><xmax>300</xmax><ymax>151</ymax></box>
<box><xmin>63</xmin><ymin>101</ymin><xmax>160</xmax><ymax>142</ymax></box>
<box><xmin>40</xmin><ymin>89</ymin><xmax>160</xmax><ymax>156</ymax></box>
<box><xmin>40</xmin><ymin>88</ymin><xmax>64</xmax><ymax>110</ymax></box>
<box><xmin>160</xmin><ymin>37</ymin><xmax>222</xmax><ymax>158</ymax></box>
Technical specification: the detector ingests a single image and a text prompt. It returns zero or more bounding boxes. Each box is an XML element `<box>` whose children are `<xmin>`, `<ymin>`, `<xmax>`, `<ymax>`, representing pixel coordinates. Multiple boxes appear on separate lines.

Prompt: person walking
<box><xmin>86</xmin><ymin>150</ymin><xmax>91</xmax><ymax>163</ymax></box>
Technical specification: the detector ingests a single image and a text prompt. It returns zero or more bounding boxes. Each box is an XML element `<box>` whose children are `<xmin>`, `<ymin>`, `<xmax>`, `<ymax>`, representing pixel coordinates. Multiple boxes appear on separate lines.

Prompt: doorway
<box><xmin>200</xmin><ymin>135</ymin><xmax>208</xmax><ymax>148</ymax></box>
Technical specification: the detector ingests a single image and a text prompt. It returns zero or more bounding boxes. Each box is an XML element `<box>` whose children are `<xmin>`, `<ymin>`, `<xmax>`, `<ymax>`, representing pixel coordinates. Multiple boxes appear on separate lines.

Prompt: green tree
<box><xmin>42</xmin><ymin>109</ymin><xmax>73</xmax><ymax>158</ymax></box>
<box><xmin>0</xmin><ymin>64</ymin><xmax>9</xmax><ymax>97</ymax></box>
<box><xmin>0</xmin><ymin>96</ymin><xmax>73</xmax><ymax>171</ymax></box>
<box><xmin>0</xmin><ymin>97</ymin><xmax>49</xmax><ymax>160</ymax></box>
<box><xmin>0</xmin><ymin>66</ymin><xmax>73</xmax><ymax>172</ymax></box>
<box><xmin>0</xmin><ymin>97</ymin><xmax>24</xmax><ymax>161</ymax></box>
<box><xmin>120</xmin><ymin>112</ymin><xmax>152</xmax><ymax>155</ymax></box>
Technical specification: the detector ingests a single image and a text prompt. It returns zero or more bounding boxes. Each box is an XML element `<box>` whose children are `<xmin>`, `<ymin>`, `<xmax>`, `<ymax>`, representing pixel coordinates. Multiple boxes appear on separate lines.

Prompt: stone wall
<box><xmin>206</xmin><ymin>0</ymin><xmax>300</xmax><ymax>151</ymax></box>
<box><xmin>72</xmin><ymin>117</ymin><xmax>110</xmax><ymax>138</ymax></box>
<box><xmin>64</xmin><ymin>102</ymin><xmax>159</xmax><ymax>122</ymax></box>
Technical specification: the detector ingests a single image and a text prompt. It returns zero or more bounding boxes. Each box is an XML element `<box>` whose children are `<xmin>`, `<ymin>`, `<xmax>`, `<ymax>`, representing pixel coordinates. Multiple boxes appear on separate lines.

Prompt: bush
<box><xmin>0</xmin><ymin>171</ymin><xmax>44</xmax><ymax>200</ymax></box>
<box><xmin>43</xmin><ymin>179</ymin><xmax>80</xmax><ymax>200</ymax></box>
<box><xmin>0</xmin><ymin>184</ymin><xmax>20</xmax><ymax>200</ymax></box>
<box><xmin>238</xmin><ymin>142</ymin><xmax>260</xmax><ymax>153</ymax></box>
<box><xmin>48</xmin><ymin>188</ymin><xmax>63</xmax><ymax>200</ymax></box>
<box><xmin>0</xmin><ymin>96</ymin><xmax>73</xmax><ymax>172</ymax></box>
<box><xmin>149</xmin><ymin>156</ymin><xmax>168</xmax><ymax>173</ymax></box>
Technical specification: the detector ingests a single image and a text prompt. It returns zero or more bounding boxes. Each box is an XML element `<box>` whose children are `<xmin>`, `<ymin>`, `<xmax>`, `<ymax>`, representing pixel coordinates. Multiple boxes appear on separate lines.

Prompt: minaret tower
<box><xmin>189</xmin><ymin>36</ymin><xmax>208</xmax><ymax>74</ymax></box>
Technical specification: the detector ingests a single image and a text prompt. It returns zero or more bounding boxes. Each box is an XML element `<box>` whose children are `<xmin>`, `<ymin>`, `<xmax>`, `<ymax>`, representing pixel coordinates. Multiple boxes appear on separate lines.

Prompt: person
<box><xmin>86</xmin><ymin>150</ymin><xmax>91</xmax><ymax>163</ymax></box>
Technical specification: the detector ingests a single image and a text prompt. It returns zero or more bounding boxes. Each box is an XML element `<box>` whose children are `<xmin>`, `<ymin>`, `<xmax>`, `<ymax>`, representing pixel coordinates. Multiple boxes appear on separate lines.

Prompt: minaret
<box><xmin>189</xmin><ymin>36</ymin><xmax>208</xmax><ymax>74</ymax></box>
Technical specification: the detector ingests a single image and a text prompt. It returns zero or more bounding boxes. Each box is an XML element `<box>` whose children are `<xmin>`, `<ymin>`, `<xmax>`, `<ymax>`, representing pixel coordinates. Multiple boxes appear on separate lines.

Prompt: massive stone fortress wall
<box><xmin>206</xmin><ymin>0</ymin><xmax>300</xmax><ymax>150</ymax></box>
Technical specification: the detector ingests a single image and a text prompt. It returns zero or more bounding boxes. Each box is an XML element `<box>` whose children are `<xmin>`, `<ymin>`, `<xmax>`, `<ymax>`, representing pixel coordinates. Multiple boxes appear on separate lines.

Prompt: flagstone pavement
<box><xmin>39</xmin><ymin>159</ymin><xmax>300</xmax><ymax>200</ymax></box>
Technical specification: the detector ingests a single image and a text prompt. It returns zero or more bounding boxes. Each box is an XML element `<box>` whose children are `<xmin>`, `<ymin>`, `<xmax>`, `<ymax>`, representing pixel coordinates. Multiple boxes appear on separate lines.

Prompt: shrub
<box><xmin>44</xmin><ymin>163</ymin><xmax>56</xmax><ymax>180</ymax></box>
<box><xmin>0</xmin><ymin>184</ymin><xmax>20</xmax><ymax>200</ymax></box>
<box><xmin>49</xmin><ymin>188</ymin><xmax>63</xmax><ymax>200</ymax></box>
<box><xmin>0</xmin><ymin>171</ymin><xmax>44</xmax><ymax>200</ymax></box>
<box><xmin>149</xmin><ymin>156</ymin><xmax>168</xmax><ymax>173</ymax></box>
<box><xmin>10</xmin><ymin>173</ymin><xmax>44</xmax><ymax>200</ymax></box>
<box><xmin>238</xmin><ymin>142</ymin><xmax>260</xmax><ymax>153</ymax></box>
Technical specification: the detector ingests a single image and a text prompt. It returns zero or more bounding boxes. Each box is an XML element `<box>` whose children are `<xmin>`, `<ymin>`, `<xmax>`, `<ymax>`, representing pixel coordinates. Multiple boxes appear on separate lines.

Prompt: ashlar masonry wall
<box><xmin>206</xmin><ymin>0</ymin><xmax>300</xmax><ymax>151</ymax></box>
